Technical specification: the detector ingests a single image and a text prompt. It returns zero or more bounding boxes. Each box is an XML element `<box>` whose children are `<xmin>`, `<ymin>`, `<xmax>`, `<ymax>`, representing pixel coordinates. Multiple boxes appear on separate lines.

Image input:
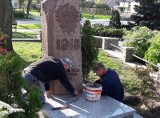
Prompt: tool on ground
<box><xmin>50</xmin><ymin>96</ymin><xmax>79</xmax><ymax>111</ymax></box>
<box><xmin>51</xmin><ymin>105</ymin><xmax>69</xmax><ymax>110</ymax></box>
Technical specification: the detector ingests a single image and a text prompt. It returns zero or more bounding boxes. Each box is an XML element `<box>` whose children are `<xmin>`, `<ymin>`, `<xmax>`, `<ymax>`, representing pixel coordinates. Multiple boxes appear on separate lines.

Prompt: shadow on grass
<box><xmin>12</xmin><ymin>51</ymin><xmax>30</xmax><ymax>70</ymax></box>
<box><xmin>12</xmin><ymin>32</ymin><xmax>37</xmax><ymax>38</ymax></box>
<box><xmin>18</xmin><ymin>25</ymin><xmax>30</xmax><ymax>29</ymax></box>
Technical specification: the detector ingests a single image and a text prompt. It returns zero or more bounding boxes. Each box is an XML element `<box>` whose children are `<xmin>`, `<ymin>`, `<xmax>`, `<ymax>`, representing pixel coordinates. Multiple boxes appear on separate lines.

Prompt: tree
<box><xmin>109</xmin><ymin>9</ymin><xmax>121</xmax><ymax>29</ymax></box>
<box><xmin>0</xmin><ymin>0</ymin><xmax>13</xmax><ymax>51</ymax></box>
<box><xmin>26</xmin><ymin>0</ymin><xmax>32</xmax><ymax>18</ymax></box>
<box><xmin>132</xmin><ymin>0</ymin><xmax>160</xmax><ymax>30</ymax></box>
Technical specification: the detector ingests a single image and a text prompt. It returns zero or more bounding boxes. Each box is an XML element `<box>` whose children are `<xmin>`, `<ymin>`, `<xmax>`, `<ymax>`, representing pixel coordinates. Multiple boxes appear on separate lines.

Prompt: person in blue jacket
<box><xmin>93</xmin><ymin>62</ymin><xmax>124</xmax><ymax>102</ymax></box>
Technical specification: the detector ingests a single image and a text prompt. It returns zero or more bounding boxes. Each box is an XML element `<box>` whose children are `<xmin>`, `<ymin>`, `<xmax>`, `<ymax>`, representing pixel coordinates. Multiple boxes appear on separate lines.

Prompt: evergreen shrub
<box><xmin>81</xmin><ymin>20</ymin><xmax>98</xmax><ymax>79</ymax></box>
<box><xmin>109</xmin><ymin>10</ymin><xmax>121</xmax><ymax>29</ymax></box>
<box><xmin>0</xmin><ymin>52</ymin><xmax>42</xmax><ymax>118</ymax></box>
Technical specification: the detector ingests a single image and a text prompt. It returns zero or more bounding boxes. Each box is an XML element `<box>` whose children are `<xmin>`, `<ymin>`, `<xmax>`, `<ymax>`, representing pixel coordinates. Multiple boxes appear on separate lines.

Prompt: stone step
<box><xmin>42</xmin><ymin>93</ymin><xmax>136</xmax><ymax>118</ymax></box>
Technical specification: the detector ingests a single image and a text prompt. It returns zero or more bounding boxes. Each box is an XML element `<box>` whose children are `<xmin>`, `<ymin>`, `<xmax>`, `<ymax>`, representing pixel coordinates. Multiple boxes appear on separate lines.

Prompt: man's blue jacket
<box><xmin>95</xmin><ymin>69</ymin><xmax>124</xmax><ymax>102</ymax></box>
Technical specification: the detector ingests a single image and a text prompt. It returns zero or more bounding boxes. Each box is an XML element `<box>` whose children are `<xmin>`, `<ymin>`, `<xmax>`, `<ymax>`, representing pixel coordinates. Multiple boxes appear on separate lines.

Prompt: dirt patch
<box><xmin>123</xmin><ymin>82</ymin><xmax>160</xmax><ymax>118</ymax></box>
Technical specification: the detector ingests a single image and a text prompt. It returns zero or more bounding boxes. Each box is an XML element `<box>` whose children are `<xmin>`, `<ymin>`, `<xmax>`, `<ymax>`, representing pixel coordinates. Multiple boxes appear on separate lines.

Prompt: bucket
<box><xmin>84</xmin><ymin>83</ymin><xmax>102</xmax><ymax>101</ymax></box>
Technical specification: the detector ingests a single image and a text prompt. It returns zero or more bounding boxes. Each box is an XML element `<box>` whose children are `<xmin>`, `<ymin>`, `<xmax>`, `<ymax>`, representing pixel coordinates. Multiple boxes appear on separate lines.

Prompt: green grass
<box><xmin>13</xmin><ymin>32</ymin><xmax>37</xmax><ymax>38</ymax></box>
<box><xmin>17</xmin><ymin>24</ymin><xmax>41</xmax><ymax>29</ymax></box>
<box><xmin>30</xmin><ymin>9</ymin><xmax>40</xmax><ymax>17</ymax></box>
<box><xmin>14</xmin><ymin>8</ymin><xmax>40</xmax><ymax>19</ymax></box>
<box><xmin>82</xmin><ymin>13</ymin><xmax>111</xmax><ymax>19</ymax></box>
<box><xmin>13</xmin><ymin>42</ymin><xmax>141</xmax><ymax>94</ymax></box>
<box><xmin>13</xmin><ymin>42</ymin><xmax>42</xmax><ymax>68</ymax></box>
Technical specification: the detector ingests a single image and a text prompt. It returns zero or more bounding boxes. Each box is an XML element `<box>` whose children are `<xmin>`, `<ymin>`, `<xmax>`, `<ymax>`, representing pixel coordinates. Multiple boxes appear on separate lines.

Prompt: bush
<box><xmin>122</xmin><ymin>26</ymin><xmax>156</xmax><ymax>58</ymax></box>
<box><xmin>145</xmin><ymin>32</ymin><xmax>160</xmax><ymax>64</ymax></box>
<box><xmin>0</xmin><ymin>52</ymin><xmax>42</xmax><ymax>118</ymax></box>
<box><xmin>134</xmin><ymin>67</ymin><xmax>155</xmax><ymax>97</ymax></box>
<box><xmin>81</xmin><ymin>20</ymin><xmax>98</xmax><ymax>79</ymax></box>
<box><xmin>0</xmin><ymin>101</ymin><xmax>25</xmax><ymax>117</ymax></box>
<box><xmin>14</xmin><ymin>10</ymin><xmax>25</xmax><ymax>18</ymax></box>
<box><xmin>92</xmin><ymin>24</ymin><xmax>123</xmax><ymax>38</ymax></box>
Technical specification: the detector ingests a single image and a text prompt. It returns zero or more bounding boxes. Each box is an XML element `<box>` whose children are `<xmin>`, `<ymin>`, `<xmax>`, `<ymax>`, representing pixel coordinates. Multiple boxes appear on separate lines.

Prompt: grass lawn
<box><xmin>82</xmin><ymin>13</ymin><xmax>111</xmax><ymax>19</ymax></box>
<box><xmin>30</xmin><ymin>9</ymin><xmax>40</xmax><ymax>17</ymax></box>
<box><xmin>14</xmin><ymin>8</ymin><xmax>40</xmax><ymax>19</ymax></box>
<box><xmin>13</xmin><ymin>32</ymin><xmax>37</xmax><ymax>38</ymax></box>
<box><xmin>13</xmin><ymin>42</ymin><xmax>140</xmax><ymax>93</ymax></box>
<box><xmin>17</xmin><ymin>24</ymin><xmax>41</xmax><ymax>29</ymax></box>
<box><xmin>13</xmin><ymin>42</ymin><xmax>42</xmax><ymax>68</ymax></box>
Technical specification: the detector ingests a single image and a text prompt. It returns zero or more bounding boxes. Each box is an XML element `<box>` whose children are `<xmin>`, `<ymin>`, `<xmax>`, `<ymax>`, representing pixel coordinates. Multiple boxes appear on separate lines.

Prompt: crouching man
<box><xmin>22</xmin><ymin>56</ymin><xmax>79</xmax><ymax>104</ymax></box>
<box><xmin>93</xmin><ymin>62</ymin><xmax>124</xmax><ymax>102</ymax></box>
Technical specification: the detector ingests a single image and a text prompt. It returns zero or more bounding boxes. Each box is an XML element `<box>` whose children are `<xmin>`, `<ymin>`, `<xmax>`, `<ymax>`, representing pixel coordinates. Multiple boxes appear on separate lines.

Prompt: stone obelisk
<box><xmin>41</xmin><ymin>0</ymin><xmax>83</xmax><ymax>94</ymax></box>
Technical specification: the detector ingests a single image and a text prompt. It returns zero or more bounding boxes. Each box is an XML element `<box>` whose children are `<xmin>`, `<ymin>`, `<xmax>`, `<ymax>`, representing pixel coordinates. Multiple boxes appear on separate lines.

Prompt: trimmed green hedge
<box><xmin>92</xmin><ymin>24</ymin><xmax>123</xmax><ymax>38</ymax></box>
<box><xmin>14</xmin><ymin>10</ymin><xmax>25</xmax><ymax>18</ymax></box>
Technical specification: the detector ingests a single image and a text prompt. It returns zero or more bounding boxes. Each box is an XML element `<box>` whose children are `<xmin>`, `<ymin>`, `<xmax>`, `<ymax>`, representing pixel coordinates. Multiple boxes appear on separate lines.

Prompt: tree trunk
<box><xmin>26</xmin><ymin>0</ymin><xmax>32</xmax><ymax>18</ymax></box>
<box><xmin>0</xmin><ymin>0</ymin><xmax>13</xmax><ymax>51</ymax></box>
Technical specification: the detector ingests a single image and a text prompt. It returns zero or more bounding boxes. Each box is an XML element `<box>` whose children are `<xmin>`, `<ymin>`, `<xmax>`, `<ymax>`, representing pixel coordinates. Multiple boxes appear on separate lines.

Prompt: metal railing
<box><xmin>109</xmin><ymin>43</ymin><xmax>159</xmax><ymax>69</ymax></box>
<box><xmin>109</xmin><ymin>43</ymin><xmax>124</xmax><ymax>50</ymax></box>
<box><xmin>132</xmin><ymin>54</ymin><xmax>159</xmax><ymax>68</ymax></box>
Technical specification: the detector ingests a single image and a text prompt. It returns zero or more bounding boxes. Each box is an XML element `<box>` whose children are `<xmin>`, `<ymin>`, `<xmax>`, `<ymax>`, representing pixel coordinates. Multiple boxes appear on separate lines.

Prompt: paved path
<box><xmin>16</xmin><ymin>18</ymin><xmax>130</xmax><ymax>26</ymax></box>
<box><xmin>16</xmin><ymin>19</ymin><xmax>41</xmax><ymax>24</ymax></box>
<box><xmin>14</xmin><ymin>29</ymin><xmax>41</xmax><ymax>32</ymax></box>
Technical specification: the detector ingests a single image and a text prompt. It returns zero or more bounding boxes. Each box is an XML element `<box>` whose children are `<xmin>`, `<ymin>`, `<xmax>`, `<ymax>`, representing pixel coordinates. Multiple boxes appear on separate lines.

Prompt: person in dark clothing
<box><xmin>93</xmin><ymin>62</ymin><xmax>124</xmax><ymax>102</ymax></box>
<box><xmin>22</xmin><ymin>56</ymin><xmax>79</xmax><ymax>103</ymax></box>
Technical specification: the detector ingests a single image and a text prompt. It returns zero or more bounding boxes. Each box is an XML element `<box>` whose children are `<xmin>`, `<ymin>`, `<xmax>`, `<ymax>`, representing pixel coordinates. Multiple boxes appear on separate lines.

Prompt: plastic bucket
<box><xmin>84</xmin><ymin>83</ymin><xmax>102</xmax><ymax>101</ymax></box>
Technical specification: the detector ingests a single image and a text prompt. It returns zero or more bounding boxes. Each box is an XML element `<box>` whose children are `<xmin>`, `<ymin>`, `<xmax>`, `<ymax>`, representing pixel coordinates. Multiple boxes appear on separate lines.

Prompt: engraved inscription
<box><xmin>61</xmin><ymin>38</ymin><xmax>69</xmax><ymax>50</ymax></box>
<box><xmin>74</xmin><ymin>38</ymin><xmax>80</xmax><ymax>50</ymax></box>
<box><xmin>55</xmin><ymin>3</ymin><xmax>79</xmax><ymax>35</ymax></box>
<box><xmin>56</xmin><ymin>39</ymin><xmax>80</xmax><ymax>50</ymax></box>
<box><xmin>71</xmin><ymin>68</ymin><xmax>80</xmax><ymax>72</ymax></box>
<box><xmin>56</xmin><ymin>39</ymin><xmax>61</xmax><ymax>50</ymax></box>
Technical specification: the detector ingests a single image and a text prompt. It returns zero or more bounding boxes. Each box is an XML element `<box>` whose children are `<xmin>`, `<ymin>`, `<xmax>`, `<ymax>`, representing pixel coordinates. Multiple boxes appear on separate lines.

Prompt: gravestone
<box><xmin>41</xmin><ymin>0</ymin><xmax>83</xmax><ymax>94</ymax></box>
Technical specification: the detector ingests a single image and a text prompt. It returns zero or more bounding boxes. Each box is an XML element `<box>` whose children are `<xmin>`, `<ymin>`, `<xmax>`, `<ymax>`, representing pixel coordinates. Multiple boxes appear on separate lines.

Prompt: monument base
<box><xmin>43</xmin><ymin>93</ymin><xmax>140</xmax><ymax>118</ymax></box>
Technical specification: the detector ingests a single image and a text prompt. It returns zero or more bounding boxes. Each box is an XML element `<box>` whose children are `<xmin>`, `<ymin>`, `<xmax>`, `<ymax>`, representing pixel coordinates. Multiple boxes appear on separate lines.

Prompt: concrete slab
<box><xmin>133</xmin><ymin>113</ymin><xmax>143</xmax><ymax>118</ymax></box>
<box><xmin>43</xmin><ymin>93</ymin><xmax>136</xmax><ymax>118</ymax></box>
